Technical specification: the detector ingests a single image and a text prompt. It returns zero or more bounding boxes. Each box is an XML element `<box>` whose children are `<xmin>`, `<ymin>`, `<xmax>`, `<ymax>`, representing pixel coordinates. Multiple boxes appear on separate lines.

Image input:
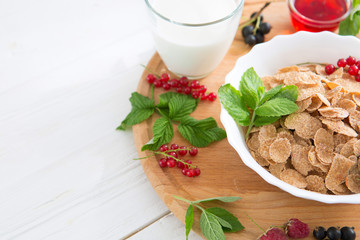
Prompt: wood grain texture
<box><xmin>133</xmin><ymin>1</ymin><xmax>360</xmax><ymax>239</ymax></box>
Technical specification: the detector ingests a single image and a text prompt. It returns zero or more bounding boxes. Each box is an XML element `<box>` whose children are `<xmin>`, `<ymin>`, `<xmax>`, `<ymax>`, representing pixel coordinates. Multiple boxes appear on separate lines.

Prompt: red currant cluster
<box><xmin>157</xmin><ymin>144</ymin><xmax>201</xmax><ymax>177</ymax></box>
<box><xmin>146</xmin><ymin>73</ymin><xmax>217</xmax><ymax>101</ymax></box>
<box><xmin>325</xmin><ymin>56</ymin><xmax>360</xmax><ymax>82</ymax></box>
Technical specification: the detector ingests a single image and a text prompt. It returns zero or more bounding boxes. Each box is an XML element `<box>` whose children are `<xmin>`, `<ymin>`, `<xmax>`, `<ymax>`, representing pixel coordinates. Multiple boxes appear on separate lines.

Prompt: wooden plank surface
<box><xmin>133</xmin><ymin>0</ymin><xmax>360</xmax><ymax>239</ymax></box>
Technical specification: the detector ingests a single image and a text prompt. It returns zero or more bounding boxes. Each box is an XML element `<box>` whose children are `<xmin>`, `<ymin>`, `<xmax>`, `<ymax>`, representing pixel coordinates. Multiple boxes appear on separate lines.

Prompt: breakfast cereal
<box><xmin>246</xmin><ymin>64</ymin><xmax>360</xmax><ymax>194</ymax></box>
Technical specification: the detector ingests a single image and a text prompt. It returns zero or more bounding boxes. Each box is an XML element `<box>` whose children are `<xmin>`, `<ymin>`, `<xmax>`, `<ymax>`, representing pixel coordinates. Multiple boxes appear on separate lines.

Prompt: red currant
<box><xmin>176</xmin><ymin>87</ymin><xmax>183</xmax><ymax>93</ymax></box>
<box><xmin>207</xmin><ymin>92</ymin><xmax>217</xmax><ymax>101</ymax></box>
<box><xmin>169</xmin><ymin>79</ymin><xmax>179</xmax><ymax>88</ymax></box>
<box><xmin>346</xmin><ymin>56</ymin><xmax>357</xmax><ymax>66</ymax></box>
<box><xmin>179</xmin><ymin>77</ymin><xmax>189</xmax><ymax>86</ymax></box>
<box><xmin>189</xmin><ymin>147</ymin><xmax>198</xmax><ymax>156</ymax></box>
<box><xmin>170</xmin><ymin>144</ymin><xmax>179</xmax><ymax>150</ymax></box>
<box><xmin>194</xmin><ymin>168</ymin><xmax>201</xmax><ymax>176</ymax></box>
<box><xmin>356</xmin><ymin>61</ymin><xmax>360</xmax><ymax>69</ymax></box>
<box><xmin>190</xmin><ymin>80</ymin><xmax>200</xmax><ymax>89</ymax></box>
<box><xmin>177</xmin><ymin>161</ymin><xmax>185</xmax><ymax>169</ymax></box>
<box><xmin>154</xmin><ymin>79</ymin><xmax>162</xmax><ymax>88</ymax></box>
<box><xmin>163</xmin><ymin>83</ymin><xmax>171</xmax><ymax>90</ymax></box>
<box><xmin>146</xmin><ymin>74</ymin><xmax>156</xmax><ymax>84</ymax></box>
<box><xmin>325</xmin><ymin>64</ymin><xmax>336</xmax><ymax>74</ymax></box>
<box><xmin>356</xmin><ymin>74</ymin><xmax>360</xmax><ymax>82</ymax></box>
<box><xmin>199</xmin><ymin>85</ymin><xmax>207</xmax><ymax>93</ymax></box>
<box><xmin>159</xmin><ymin>144</ymin><xmax>169</xmax><ymax>152</ymax></box>
<box><xmin>185</xmin><ymin>160</ymin><xmax>192</xmax><ymax>168</ymax></box>
<box><xmin>192</xmin><ymin>91</ymin><xmax>200</xmax><ymax>99</ymax></box>
<box><xmin>159</xmin><ymin>158</ymin><xmax>167</xmax><ymax>168</ymax></box>
<box><xmin>184</xmin><ymin>87</ymin><xmax>191</xmax><ymax>94</ymax></box>
<box><xmin>181</xmin><ymin>168</ymin><xmax>188</xmax><ymax>175</ymax></box>
<box><xmin>337</xmin><ymin>58</ymin><xmax>347</xmax><ymax>68</ymax></box>
<box><xmin>178</xmin><ymin>146</ymin><xmax>187</xmax><ymax>156</ymax></box>
<box><xmin>200</xmin><ymin>93</ymin><xmax>208</xmax><ymax>100</ymax></box>
<box><xmin>167</xmin><ymin>159</ymin><xmax>176</xmax><ymax>168</ymax></box>
<box><xmin>348</xmin><ymin>65</ymin><xmax>359</xmax><ymax>75</ymax></box>
<box><xmin>186</xmin><ymin>169</ymin><xmax>195</xmax><ymax>177</ymax></box>
<box><xmin>160</xmin><ymin>73</ymin><xmax>170</xmax><ymax>82</ymax></box>
<box><xmin>168</xmin><ymin>151</ymin><xmax>178</xmax><ymax>159</ymax></box>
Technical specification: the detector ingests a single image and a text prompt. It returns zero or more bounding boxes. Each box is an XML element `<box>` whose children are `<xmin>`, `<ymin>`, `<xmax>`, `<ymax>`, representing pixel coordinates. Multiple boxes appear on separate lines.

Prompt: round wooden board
<box><xmin>133</xmin><ymin>1</ymin><xmax>360</xmax><ymax>239</ymax></box>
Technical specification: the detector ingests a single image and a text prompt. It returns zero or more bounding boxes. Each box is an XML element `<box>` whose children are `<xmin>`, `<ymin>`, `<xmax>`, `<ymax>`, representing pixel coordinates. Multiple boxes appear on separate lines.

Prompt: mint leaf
<box><xmin>157</xmin><ymin>92</ymin><xmax>179</xmax><ymax>108</ymax></box>
<box><xmin>192</xmin><ymin>196</ymin><xmax>241</xmax><ymax>204</ymax></box>
<box><xmin>178</xmin><ymin>116</ymin><xmax>226</xmax><ymax>147</ymax></box>
<box><xmin>255</xmin><ymin>98</ymin><xmax>298</xmax><ymax>117</ymax></box>
<box><xmin>272</xmin><ymin>85</ymin><xmax>298</xmax><ymax>102</ymax></box>
<box><xmin>260</xmin><ymin>84</ymin><xmax>283</xmax><ymax>104</ymax></box>
<box><xmin>141</xmin><ymin>117</ymin><xmax>173</xmax><ymax>151</ymax></box>
<box><xmin>206</xmin><ymin>207</ymin><xmax>244</xmax><ymax>233</ymax></box>
<box><xmin>185</xmin><ymin>204</ymin><xmax>194</xmax><ymax>240</ymax></box>
<box><xmin>200</xmin><ymin>211</ymin><xmax>225</xmax><ymax>240</ymax></box>
<box><xmin>239</xmin><ymin>67</ymin><xmax>264</xmax><ymax>109</ymax></box>
<box><xmin>218</xmin><ymin>84</ymin><xmax>251</xmax><ymax>126</ymax></box>
<box><xmin>117</xmin><ymin>92</ymin><xmax>155</xmax><ymax>130</ymax></box>
<box><xmin>206</xmin><ymin>211</ymin><xmax>233</xmax><ymax>230</ymax></box>
<box><xmin>169</xmin><ymin>94</ymin><xmax>197</xmax><ymax>121</ymax></box>
<box><xmin>254</xmin><ymin>115</ymin><xmax>280</xmax><ymax>127</ymax></box>
<box><xmin>339</xmin><ymin>13</ymin><xmax>360</xmax><ymax>35</ymax></box>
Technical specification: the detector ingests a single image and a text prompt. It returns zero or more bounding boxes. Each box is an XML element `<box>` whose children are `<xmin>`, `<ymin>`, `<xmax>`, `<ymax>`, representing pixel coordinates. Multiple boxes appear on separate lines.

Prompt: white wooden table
<box><xmin>0</xmin><ymin>0</ymin><xmax>202</xmax><ymax>239</ymax></box>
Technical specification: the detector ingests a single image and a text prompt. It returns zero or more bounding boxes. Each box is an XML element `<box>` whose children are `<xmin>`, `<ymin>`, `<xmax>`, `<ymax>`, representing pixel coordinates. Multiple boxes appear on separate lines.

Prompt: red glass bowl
<box><xmin>287</xmin><ymin>0</ymin><xmax>352</xmax><ymax>32</ymax></box>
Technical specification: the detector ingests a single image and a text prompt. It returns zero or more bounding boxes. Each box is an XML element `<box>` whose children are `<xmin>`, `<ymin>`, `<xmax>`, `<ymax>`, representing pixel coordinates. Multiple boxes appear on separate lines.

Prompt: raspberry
<box><xmin>258</xmin><ymin>228</ymin><xmax>288</xmax><ymax>240</ymax></box>
<box><xmin>285</xmin><ymin>218</ymin><xmax>309</xmax><ymax>238</ymax></box>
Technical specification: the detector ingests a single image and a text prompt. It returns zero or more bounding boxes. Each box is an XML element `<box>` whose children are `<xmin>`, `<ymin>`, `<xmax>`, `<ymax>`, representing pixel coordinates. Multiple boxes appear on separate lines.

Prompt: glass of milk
<box><xmin>145</xmin><ymin>0</ymin><xmax>244</xmax><ymax>79</ymax></box>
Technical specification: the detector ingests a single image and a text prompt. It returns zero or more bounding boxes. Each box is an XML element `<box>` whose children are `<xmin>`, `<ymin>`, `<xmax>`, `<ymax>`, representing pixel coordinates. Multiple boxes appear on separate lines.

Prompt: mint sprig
<box><xmin>173</xmin><ymin>195</ymin><xmax>244</xmax><ymax>240</ymax></box>
<box><xmin>339</xmin><ymin>0</ymin><xmax>360</xmax><ymax>35</ymax></box>
<box><xmin>118</xmin><ymin>91</ymin><xmax>226</xmax><ymax>150</ymax></box>
<box><xmin>218</xmin><ymin>67</ymin><xmax>298</xmax><ymax>138</ymax></box>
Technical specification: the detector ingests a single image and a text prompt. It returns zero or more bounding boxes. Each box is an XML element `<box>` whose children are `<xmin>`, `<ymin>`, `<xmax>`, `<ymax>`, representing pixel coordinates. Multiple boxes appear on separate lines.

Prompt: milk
<box><xmin>147</xmin><ymin>0</ymin><xmax>243</xmax><ymax>79</ymax></box>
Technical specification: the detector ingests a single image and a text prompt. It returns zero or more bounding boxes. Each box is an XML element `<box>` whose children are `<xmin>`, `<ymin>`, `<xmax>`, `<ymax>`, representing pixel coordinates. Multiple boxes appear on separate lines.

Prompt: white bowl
<box><xmin>220</xmin><ymin>31</ymin><xmax>360</xmax><ymax>204</ymax></box>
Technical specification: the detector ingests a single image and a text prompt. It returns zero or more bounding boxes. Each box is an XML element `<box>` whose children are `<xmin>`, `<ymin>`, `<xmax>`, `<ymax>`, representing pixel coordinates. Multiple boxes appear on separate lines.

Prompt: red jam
<box><xmin>288</xmin><ymin>0</ymin><xmax>349</xmax><ymax>32</ymax></box>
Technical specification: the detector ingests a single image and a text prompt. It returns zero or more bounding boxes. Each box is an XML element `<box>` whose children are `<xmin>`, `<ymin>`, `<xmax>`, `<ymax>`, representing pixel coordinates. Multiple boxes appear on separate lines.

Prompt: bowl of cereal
<box><xmin>220</xmin><ymin>31</ymin><xmax>360</xmax><ymax>204</ymax></box>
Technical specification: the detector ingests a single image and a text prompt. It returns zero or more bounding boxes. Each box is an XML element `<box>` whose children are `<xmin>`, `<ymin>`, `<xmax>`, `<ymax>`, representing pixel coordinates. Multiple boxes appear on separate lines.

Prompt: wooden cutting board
<box><xmin>133</xmin><ymin>0</ymin><xmax>360</xmax><ymax>239</ymax></box>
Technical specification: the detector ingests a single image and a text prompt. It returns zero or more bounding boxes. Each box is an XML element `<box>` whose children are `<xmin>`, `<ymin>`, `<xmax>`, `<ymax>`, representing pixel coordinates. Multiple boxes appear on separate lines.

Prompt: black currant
<box><xmin>244</xmin><ymin>34</ymin><xmax>256</xmax><ymax>46</ymax></box>
<box><xmin>241</xmin><ymin>25</ymin><xmax>254</xmax><ymax>38</ymax></box>
<box><xmin>327</xmin><ymin>227</ymin><xmax>342</xmax><ymax>240</ymax></box>
<box><xmin>250</xmin><ymin>12</ymin><xmax>263</xmax><ymax>25</ymax></box>
<box><xmin>313</xmin><ymin>226</ymin><xmax>327</xmax><ymax>240</ymax></box>
<box><xmin>255</xmin><ymin>32</ymin><xmax>264</xmax><ymax>44</ymax></box>
<box><xmin>259</xmin><ymin>22</ymin><xmax>271</xmax><ymax>34</ymax></box>
<box><xmin>340</xmin><ymin>226</ymin><xmax>356</xmax><ymax>240</ymax></box>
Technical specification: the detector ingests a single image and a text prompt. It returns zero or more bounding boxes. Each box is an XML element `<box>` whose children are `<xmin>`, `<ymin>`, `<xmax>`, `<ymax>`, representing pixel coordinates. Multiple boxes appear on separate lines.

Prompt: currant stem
<box><xmin>155</xmin><ymin>151</ymin><xmax>197</xmax><ymax>168</ymax></box>
<box><xmin>238</xmin><ymin>2</ymin><xmax>271</xmax><ymax>29</ymax></box>
<box><xmin>140</xmin><ymin>64</ymin><xmax>161</xmax><ymax>78</ymax></box>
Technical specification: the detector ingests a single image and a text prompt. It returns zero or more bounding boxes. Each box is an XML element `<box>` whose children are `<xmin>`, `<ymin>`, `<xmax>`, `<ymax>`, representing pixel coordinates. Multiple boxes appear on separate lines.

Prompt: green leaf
<box><xmin>339</xmin><ymin>13</ymin><xmax>360</xmax><ymax>35</ymax></box>
<box><xmin>117</xmin><ymin>92</ymin><xmax>155</xmax><ymax>130</ymax></box>
<box><xmin>200</xmin><ymin>211</ymin><xmax>225</xmax><ymax>240</ymax></box>
<box><xmin>157</xmin><ymin>92</ymin><xmax>179</xmax><ymax>108</ymax></box>
<box><xmin>253</xmin><ymin>115</ymin><xmax>281</xmax><ymax>127</ymax></box>
<box><xmin>260</xmin><ymin>84</ymin><xmax>283</xmax><ymax>105</ymax></box>
<box><xmin>185</xmin><ymin>204</ymin><xmax>194</xmax><ymax>240</ymax></box>
<box><xmin>255</xmin><ymin>98</ymin><xmax>298</xmax><ymax>117</ymax></box>
<box><xmin>207</xmin><ymin>211</ymin><xmax>233</xmax><ymax>230</ymax></box>
<box><xmin>218</xmin><ymin>84</ymin><xmax>251</xmax><ymax>126</ymax></box>
<box><xmin>178</xmin><ymin>116</ymin><xmax>226</xmax><ymax>147</ymax></box>
<box><xmin>192</xmin><ymin>196</ymin><xmax>241</xmax><ymax>204</ymax></box>
<box><xmin>239</xmin><ymin>67</ymin><xmax>264</xmax><ymax>109</ymax></box>
<box><xmin>206</xmin><ymin>207</ymin><xmax>244</xmax><ymax>233</ymax></box>
<box><xmin>169</xmin><ymin>94</ymin><xmax>197</xmax><ymax>121</ymax></box>
<box><xmin>141</xmin><ymin>117</ymin><xmax>173</xmax><ymax>151</ymax></box>
<box><xmin>272</xmin><ymin>85</ymin><xmax>298</xmax><ymax>102</ymax></box>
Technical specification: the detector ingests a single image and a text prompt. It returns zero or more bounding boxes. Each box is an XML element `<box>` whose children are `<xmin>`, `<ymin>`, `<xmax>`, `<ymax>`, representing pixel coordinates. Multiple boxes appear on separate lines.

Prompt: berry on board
<box><xmin>257</xmin><ymin>228</ymin><xmax>288</xmax><ymax>240</ymax></box>
<box><xmin>285</xmin><ymin>218</ymin><xmax>310</xmax><ymax>238</ymax></box>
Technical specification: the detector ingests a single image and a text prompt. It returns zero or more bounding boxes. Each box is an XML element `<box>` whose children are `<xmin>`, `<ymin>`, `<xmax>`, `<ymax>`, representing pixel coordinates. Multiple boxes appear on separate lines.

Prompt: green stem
<box><xmin>140</xmin><ymin>64</ymin><xmax>161</xmax><ymax>78</ymax></box>
<box><xmin>245</xmin><ymin>212</ymin><xmax>266</xmax><ymax>234</ymax></box>
<box><xmin>151</xmin><ymin>84</ymin><xmax>155</xmax><ymax>100</ymax></box>
<box><xmin>245</xmin><ymin>110</ymin><xmax>257</xmax><ymax>139</ymax></box>
<box><xmin>173</xmin><ymin>195</ymin><xmax>206</xmax><ymax>211</ymax></box>
<box><xmin>133</xmin><ymin>153</ymin><xmax>156</xmax><ymax>160</ymax></box>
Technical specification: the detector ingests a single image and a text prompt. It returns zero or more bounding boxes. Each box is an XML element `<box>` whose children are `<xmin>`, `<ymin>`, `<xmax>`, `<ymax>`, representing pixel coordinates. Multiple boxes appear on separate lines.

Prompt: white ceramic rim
<box><xmin>220</xmin><ymin>31</ymin><xmax>360</xmax><ymax>204</ymax></box>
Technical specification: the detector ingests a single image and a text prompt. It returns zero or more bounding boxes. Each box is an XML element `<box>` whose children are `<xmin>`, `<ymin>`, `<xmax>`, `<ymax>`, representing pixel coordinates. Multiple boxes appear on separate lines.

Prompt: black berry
<box><xmin>340</xmin><ymin>226</ymin><xmax>356</xmax><ymax>240</ymax></box>
<box><xmin>313</xmin><ymin>226</ymin><xmax>327</xmax><ymax>240</ymax></box>
<box><xmin>255</xmin><ymin>32</ymin><xmax>264</xmax><ymax>44</ymax></box>
<box><xmin>242</xmin><ymin>25</ymin><xmax>254</xmax><ymax>38</ymax></box>
<box><xmin>245</xmin><ymin>34</ymin><xmax>256</xmax><ymax>46</ymax></box>
<box><xmin>327</xmin><ymin>227</ymin><xmax>341</xmax><ymax>240</ymax></box>
<box><xmin>259</xmin><ymin>22</ymin><xmax>271</xmax><ymax>34</ymax></box>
